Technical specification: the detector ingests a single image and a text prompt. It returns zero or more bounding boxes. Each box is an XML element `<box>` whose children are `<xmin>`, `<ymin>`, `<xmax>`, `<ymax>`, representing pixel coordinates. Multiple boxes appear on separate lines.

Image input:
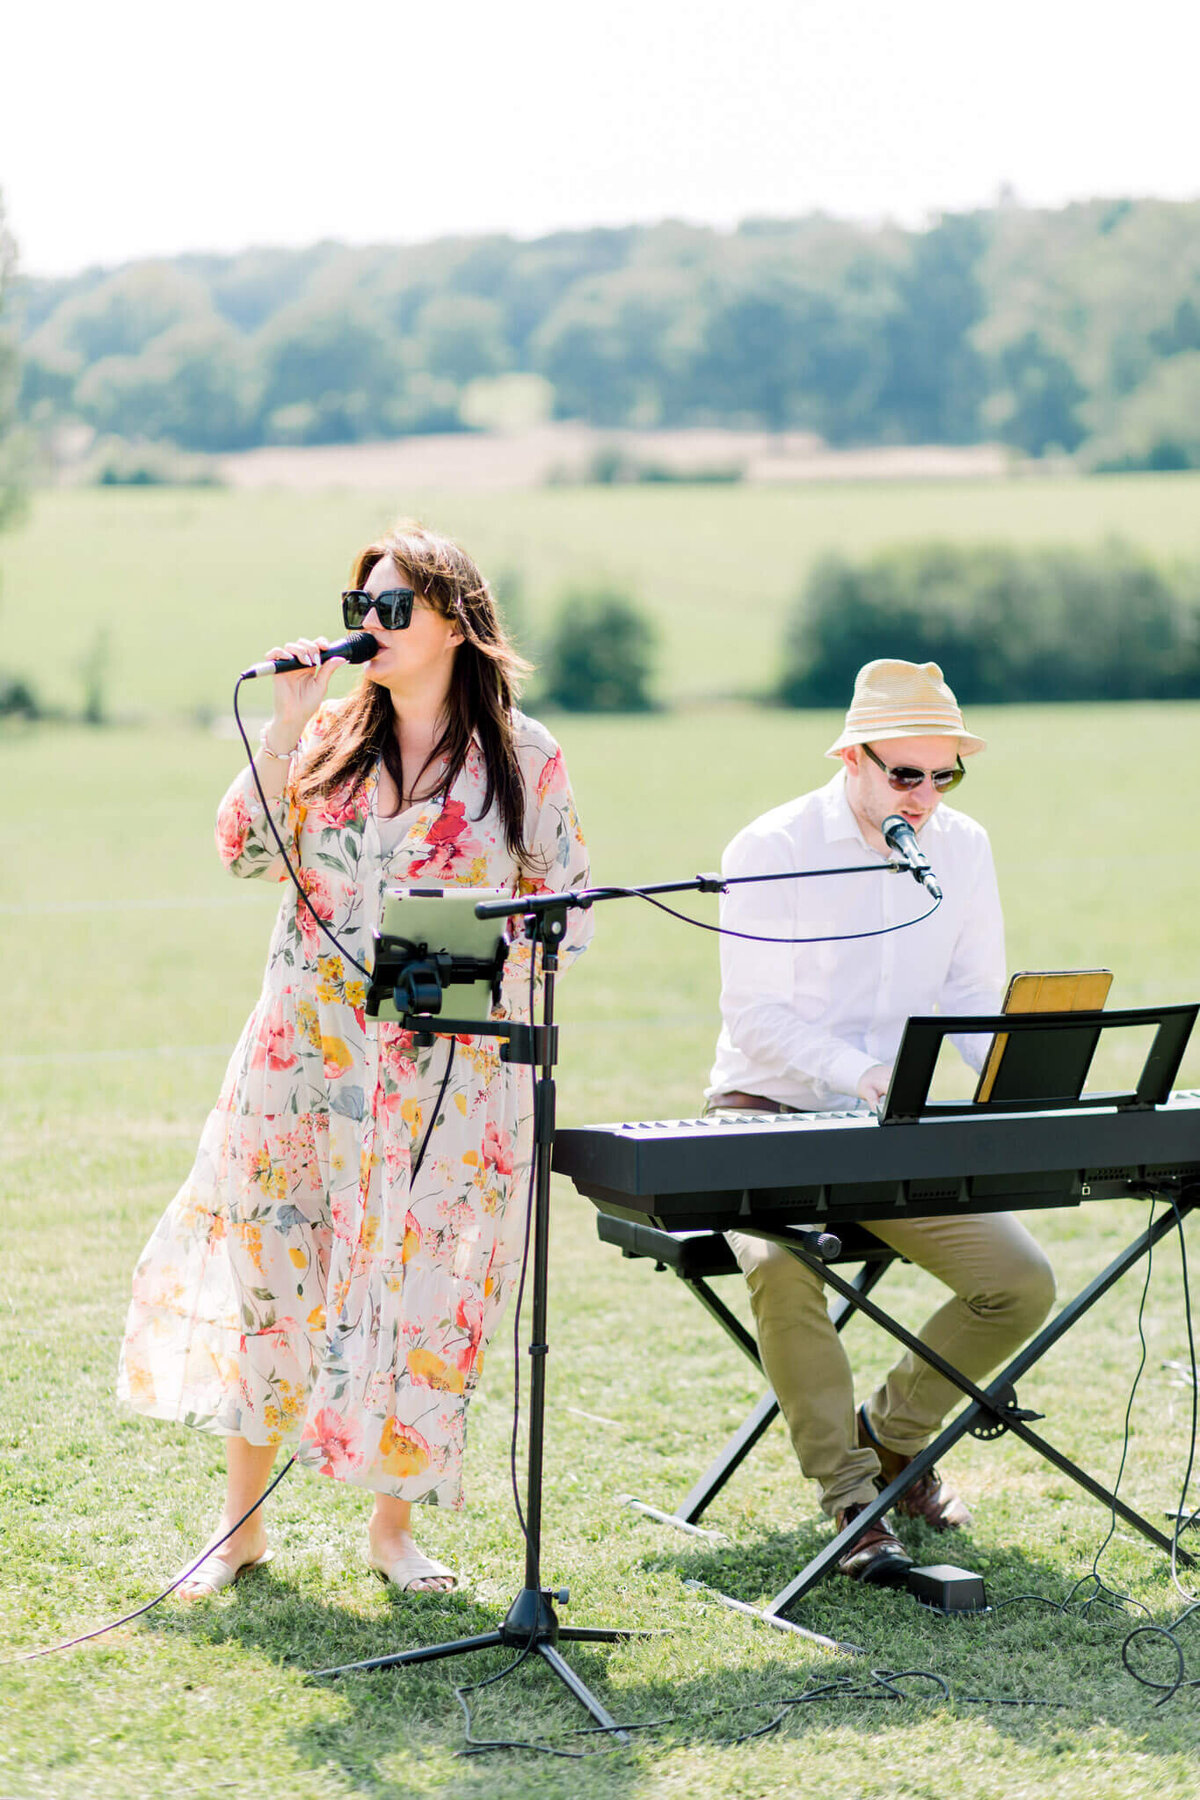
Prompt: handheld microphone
<box><xmin>239</xmin><ymin>631</ymin><xmax>378</xmax><ymax>680</ymax></box>
<box><xmin>882</xmin><ymin>814</ymin><xmax>943</xmax><ymax>901</ymax></box>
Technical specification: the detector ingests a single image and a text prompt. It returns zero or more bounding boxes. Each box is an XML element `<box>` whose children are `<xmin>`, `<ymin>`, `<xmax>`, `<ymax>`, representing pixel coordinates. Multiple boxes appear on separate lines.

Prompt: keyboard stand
<box><xmin>567</xmin><ymin>1010</ymin><xmax>1200</xmax><ymax>1621</ymax></box>
<box><xmin>750</xmin><ymin>1184</ymin><xmax>1198</xmax><ymax>1618</ymax></box>
<box><xmin>596</xmin><ymin>1216</ymin><xmax>899</xmax><ymax>1533</ymax></box>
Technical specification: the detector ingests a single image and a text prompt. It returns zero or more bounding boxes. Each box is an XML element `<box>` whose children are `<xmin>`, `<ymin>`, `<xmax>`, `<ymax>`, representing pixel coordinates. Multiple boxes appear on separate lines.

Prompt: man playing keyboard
<box><xmin>707</xmin><ymin>658</ymin><xmax>1056</xmax><ymax>1585</ymax></box>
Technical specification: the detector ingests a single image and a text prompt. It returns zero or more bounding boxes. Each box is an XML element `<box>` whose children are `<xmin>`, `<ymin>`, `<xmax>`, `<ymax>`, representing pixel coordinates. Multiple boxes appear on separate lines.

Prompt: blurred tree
<box><xmin>206</xmin><ymin>244</ymin><xmax>344</xmax><ymax>333</ymax></box>
<box><xmin>18</xmin><ymin>344</ymin><xmax>79</xmax><ymax>418</ymax></box>
<box><xmin>541</xmin><ymin>588</ymin><xmax>656</xmax><ymax>711</ymax></box>
<box><xmin>876</xmin><ymin>213</ymin><xmax>990</xmax><ymax>442</ymax></box>
<box><xmin>0</xmin><ymin>189</ymin><xmax>35</xmax><ymax>718</ymax></box>
<box><xmin>0</xmin><ymin>191</ymin><xmax>24</xmax><ymax>532</ymax></box>
<box><xmin>27</xmin><ymin>261</ymin><xmax>214</xmax><ymax>363</ymax></box>
<box><xmin>687</xmin><ymin>277</ymin><xmax>836</xmax><ymax>432</ymax></box>
<box><xmin>255</xmin><ymin>297</ymin><xmax>405</xmax><ymax>442</ymax></box>
<box><xmin>532</xmin><ymin>266</ymin><xmax>696</xmax><ymax>425</ymax></box>
<box><xmin>409</xmin><ymin>293</ymin><xmax>509</xmax><ymax>385</ymax></box>
<box><xmin>1084</xmin><ymin>351</ymin><xmax>1200</xmax><ymax>470</ymax></box>
<box><xmin>987</xmin><ymin>331</ymin><xmax>1087</xmax><ymax>455</ymax></box>
<box><xmin>75</xmin><ymin>318</ymin><xmax>259</xmax><ymax>450</ymax></box>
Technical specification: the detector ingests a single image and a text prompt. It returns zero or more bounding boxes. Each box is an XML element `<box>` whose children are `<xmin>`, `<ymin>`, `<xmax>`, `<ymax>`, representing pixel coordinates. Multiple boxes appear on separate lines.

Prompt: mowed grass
<box><xmin>3</xmin><ymin>699</ymin><xmax>1200</xmax><ymax>1799</ymax></box>
<box><xmin>2</xmin><ymin>471</ymin><xmax>1200</xmax><ymax>717</ymax></box>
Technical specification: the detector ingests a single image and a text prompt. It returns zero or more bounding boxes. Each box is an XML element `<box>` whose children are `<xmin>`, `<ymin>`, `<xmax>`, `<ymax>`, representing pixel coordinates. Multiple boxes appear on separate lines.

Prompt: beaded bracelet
<box><xmin>258</xmin><ymin>724</ymin><xmax>299</xmax><ymax>761</ymax></box>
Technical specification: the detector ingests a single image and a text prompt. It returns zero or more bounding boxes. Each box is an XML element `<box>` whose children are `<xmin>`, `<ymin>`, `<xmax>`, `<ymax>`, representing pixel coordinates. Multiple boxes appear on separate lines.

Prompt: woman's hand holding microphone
<box><xmin>258</xmin><ymin>637</ymin><xmax>347</xmax><ymax>759</ymax></box>
<box><xmin>254</xmin><ymin>638</ymin><xmax>348</xmax><ymax>788</ymax></box>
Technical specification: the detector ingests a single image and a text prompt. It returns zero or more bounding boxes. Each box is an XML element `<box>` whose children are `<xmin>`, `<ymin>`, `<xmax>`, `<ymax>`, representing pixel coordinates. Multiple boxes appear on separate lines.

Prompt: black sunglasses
<box><xmin>862</xmin><ymin>742</ymin><xmax>965</xmax><ymax>793</ymax></box>
<box><xmin>341</xmin><ymin>587</ymin><xmax>416</xmax><ymax>631</ymax></box>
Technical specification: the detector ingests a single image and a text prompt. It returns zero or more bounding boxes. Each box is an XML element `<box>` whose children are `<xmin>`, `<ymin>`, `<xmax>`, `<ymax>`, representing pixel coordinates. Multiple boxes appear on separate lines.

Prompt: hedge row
<box><xmin>779</xmin><ymin>540</ymin><xmax>1200</xmax><ymax>706</ymax></box>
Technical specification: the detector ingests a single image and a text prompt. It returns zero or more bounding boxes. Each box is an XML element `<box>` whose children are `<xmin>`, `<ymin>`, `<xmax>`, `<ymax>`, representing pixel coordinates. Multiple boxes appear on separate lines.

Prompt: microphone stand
<box><xmin>311</xmin><ymin>899</ymin><xmax>644</xmax><ymax>1742</ymax></box>
<box><xmin>311</xmin><ymin>858</ymin><xmax>918</xmax><ymax>1734</ymax></box>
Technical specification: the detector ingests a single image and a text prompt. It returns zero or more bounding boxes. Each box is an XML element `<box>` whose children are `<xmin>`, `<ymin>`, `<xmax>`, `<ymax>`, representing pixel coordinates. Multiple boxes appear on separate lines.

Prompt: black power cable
<box><xmin>453</xmin><ymin>1665</ymin><xmax>1071</xmax><ymax>1761</ymax></box>
<box><xmin>1121</xmin><ymin>1188</ymin><xmax>1200</xmax><ymax>1704</ymax></box>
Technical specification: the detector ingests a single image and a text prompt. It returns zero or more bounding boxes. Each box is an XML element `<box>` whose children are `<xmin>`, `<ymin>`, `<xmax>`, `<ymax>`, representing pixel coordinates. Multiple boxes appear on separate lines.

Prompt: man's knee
<box><xmin>971</xmin><ymin>1237</ymin><xmax>1056</xmax><ymax>1334</ymax></box>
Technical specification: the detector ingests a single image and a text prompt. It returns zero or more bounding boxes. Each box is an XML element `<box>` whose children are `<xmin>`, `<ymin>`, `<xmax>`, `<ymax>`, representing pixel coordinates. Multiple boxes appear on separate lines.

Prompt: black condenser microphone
<box><xmin>882</xmin><ymin>814</ymin><xmax>943</xmax><ymax>901</ymax></box>
<box><xmin>240</xmin><ymin>631</ymin><xmax>378</xmax><ymax>680</ymax></box>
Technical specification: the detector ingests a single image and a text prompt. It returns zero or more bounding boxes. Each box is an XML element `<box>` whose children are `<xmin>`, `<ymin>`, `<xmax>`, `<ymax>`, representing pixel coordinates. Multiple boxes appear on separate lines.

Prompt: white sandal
<box><xmin>174</xmin><ymin>1548</ymin><xmax>274</xmax><ymax>1600</ymax></box>
<box><xmin>367</xmin><ymin>1546</ymin><xmax>458</xmax><ymax>1592</ymax></box>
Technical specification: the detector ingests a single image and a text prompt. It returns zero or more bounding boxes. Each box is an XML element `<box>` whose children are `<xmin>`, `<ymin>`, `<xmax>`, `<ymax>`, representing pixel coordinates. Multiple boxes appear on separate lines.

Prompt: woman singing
<box><xmin>119</xmin><ymin>523</ymin><xmax>591</xmax><ymax>1596</ymax></box>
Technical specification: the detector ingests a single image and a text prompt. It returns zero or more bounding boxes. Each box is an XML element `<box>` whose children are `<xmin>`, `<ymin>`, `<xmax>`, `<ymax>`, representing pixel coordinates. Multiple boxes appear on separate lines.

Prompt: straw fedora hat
<box><xmin>825</xmin><ymin>659</ymin><xmax>986</xmax><ymax>758</ymax></box>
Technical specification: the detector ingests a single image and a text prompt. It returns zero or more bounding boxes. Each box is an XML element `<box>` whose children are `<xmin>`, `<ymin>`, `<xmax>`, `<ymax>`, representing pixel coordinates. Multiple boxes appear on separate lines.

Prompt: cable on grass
<box><xmin>454</xmin><ymin>1639</ymin><xmax>577</xmax><ymax>1759</ymax></box>
<box><xmin>1057</xmin><ymin>1197</ymin><xmax>1160</xmax><ymax>1623</ymax></box>
<box><xmin>1120</xmin><ymin>1186</ymin><xmax>1200</xmax><ymax>1704</ymax></box>
<box><xmin>7</xmin><ymin>1457</ymin><xmax>297</xmax><ymax>1664</ymax></box>
<box><xmin>454</xmin><ymin>1665</ymin><xmax>1070</xmax><ymax>1760</ymax></box>
<box><xmin>1122</xmin><ymin>1606</ymin><xmax>1200</xmax><ymax>1706</ymax></box>
<box><xmin>1166</xmin><ymin>1190</ymin><xmax>1200</xmax><ymax>1606</ymax></box>
<box><xmin>989</xmin><ymin>1206</ymin><xmax>1160</xmax><ymax>1629</ymax></box>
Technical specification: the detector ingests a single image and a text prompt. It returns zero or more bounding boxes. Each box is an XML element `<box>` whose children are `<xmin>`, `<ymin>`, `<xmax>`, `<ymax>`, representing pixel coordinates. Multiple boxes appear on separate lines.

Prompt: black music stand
<box><xmin>310</xmin><ymin>899</ymin><xmax>641</xmax><ymax>1743</ymax></box>
<box><xmin>749</xmin><ymin>1004</ymin><xmax>1200</xmax><ymax>1617</ymax></box>
<box><xmin>880</xmin><ymin>1002</ymin><xmax>1197</xmax><ymax>1122</ymax></box>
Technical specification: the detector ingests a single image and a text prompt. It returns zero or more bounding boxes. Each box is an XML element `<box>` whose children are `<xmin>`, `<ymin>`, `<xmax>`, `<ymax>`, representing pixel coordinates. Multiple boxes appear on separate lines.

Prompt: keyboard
<box><xmin>551</xmin><ymin>1092</ymin><xmax>1200</xmax><ymax>1230</ymax></box>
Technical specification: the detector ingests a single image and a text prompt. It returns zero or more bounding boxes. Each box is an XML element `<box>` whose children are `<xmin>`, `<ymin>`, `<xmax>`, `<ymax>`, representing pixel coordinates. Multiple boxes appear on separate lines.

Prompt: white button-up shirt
<box><xmin>707</xmin><ymin>772</ymin><xmax>1005</xmax><ymax>1111</ymax></box>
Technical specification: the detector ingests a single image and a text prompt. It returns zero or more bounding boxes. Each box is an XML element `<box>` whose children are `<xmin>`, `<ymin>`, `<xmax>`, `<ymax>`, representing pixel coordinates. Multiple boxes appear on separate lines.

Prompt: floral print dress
<box><xmin>118</xmin><ymin>703</ymin><xmax>591</xmax><ymax>1505</ymax></box>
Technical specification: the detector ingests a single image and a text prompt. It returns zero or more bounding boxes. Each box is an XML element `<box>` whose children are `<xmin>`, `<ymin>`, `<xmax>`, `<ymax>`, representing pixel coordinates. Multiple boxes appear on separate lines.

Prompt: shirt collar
<box><xmin>819</xmin><ymin>770</ymin><xmax>875</xmax><ymax>852</ymax></box>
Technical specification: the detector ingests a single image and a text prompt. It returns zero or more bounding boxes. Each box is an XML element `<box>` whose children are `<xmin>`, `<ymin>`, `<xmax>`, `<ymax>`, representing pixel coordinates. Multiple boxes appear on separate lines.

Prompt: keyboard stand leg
<box><xmin>645</xmin><ymin>1257</ymin><xmax>896</xmax><ymax>1530</ymax></box>
<box><xmin>753</xmin><ymin>1190</ymin><xmax>1197</xmax><ymax>1619</ymax></box>
<box><xmin>673</xmin><ymin>1390</ymin><xmax>778</xmax><ymax>1526</ymax></box>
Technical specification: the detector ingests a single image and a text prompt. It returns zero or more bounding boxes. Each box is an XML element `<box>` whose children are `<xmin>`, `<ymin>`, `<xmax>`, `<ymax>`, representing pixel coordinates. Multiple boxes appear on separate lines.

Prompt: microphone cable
<box><xmin>231</xmin><ymin>674</ymin><xmax>459</xmax><ymax>1182</ymax></box>
<box><xmin>231</xmin><ymin>676</ymin><xmax>372</xmax><ymax>980</ymax></box>
<box><xmin>618</xmin><ymin>882</ymin><xmax>943</xmax><ymax>945</ymax></box>
<box><xmin>6</xmin><ymin>1457</ymin><xmax>297</xmax><ymax>1664</ymax></box>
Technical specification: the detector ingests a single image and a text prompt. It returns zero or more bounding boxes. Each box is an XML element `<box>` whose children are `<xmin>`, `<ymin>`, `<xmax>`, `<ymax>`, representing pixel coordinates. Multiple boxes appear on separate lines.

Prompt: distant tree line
<box><xmin>13</xmin><ymin>199</ymin><xmax>1200</xmax><ymax>469</ymax></box>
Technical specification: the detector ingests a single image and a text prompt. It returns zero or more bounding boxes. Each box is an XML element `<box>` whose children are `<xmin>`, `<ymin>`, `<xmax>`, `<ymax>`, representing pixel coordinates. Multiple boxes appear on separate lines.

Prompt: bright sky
<box><xmin>4</xmin><ymin>0</ymin><xmax>1198</xmax><ymax>278</ymax></box>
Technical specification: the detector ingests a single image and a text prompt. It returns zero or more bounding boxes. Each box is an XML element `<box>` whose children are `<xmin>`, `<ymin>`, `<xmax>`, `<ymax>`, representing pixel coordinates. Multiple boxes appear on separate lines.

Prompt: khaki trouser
<box><xmin>713</xmin><ymin>1094</ymin><xmax>1057</xmax><ymax>1516</ymax></box>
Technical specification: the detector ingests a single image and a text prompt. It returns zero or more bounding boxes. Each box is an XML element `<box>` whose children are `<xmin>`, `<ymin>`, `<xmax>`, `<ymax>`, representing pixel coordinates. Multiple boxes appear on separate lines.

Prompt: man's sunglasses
<box><xmin>862</xmin><ymin>742</ymin><xmax>965</xmax><ymax>793</ymax></box>
<box><xmin>341</xmin><ymin>588</ymin><xmax>416</xmax><ymax>631</ymax></box>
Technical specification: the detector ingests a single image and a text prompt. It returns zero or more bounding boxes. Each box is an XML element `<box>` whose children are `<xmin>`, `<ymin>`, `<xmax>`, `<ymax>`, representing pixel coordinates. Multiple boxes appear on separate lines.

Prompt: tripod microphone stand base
<box><xmin>310</xmin><ymin>1588</ymin><xmax>642</xmax><ymax>1743</ymax></box>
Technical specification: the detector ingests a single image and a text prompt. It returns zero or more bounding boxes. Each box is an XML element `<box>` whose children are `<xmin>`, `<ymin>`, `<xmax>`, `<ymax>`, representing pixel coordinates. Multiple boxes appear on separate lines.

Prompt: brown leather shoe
<box><xmin>834</xmin><ymin>1503</ymin><xmax>912</xmax><ymax>1586</ymax></box>
<box><xmin>857</xmin><ymin>1405</ymin><xmax>973</xmax><ymax>1531</ymax></box>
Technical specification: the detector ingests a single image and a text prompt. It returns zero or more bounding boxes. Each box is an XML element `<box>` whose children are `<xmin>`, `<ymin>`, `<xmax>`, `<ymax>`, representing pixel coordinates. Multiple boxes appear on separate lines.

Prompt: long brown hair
<box><xmin>294</xmin><ymin>522</ymin><xmax>535</xmax><ymax>867</ymax></box>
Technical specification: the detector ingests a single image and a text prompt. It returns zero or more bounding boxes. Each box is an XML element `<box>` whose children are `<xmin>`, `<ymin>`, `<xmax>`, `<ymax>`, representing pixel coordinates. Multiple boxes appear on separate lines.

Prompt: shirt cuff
<box><xmin>824</xmin><ymin>1046</ymin><xmax>880</xmax><ymax>1101</ymax></box>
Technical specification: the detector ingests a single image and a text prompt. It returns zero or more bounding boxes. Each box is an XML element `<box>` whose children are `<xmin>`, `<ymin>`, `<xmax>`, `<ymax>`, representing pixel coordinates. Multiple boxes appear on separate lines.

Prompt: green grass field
<box><xmin>3</xmin><ymin>471</ymin><xmax>1200</xmax><ymax>716</ymax></box>
<box><xmin>4</xmin><ymin>686</ymin><xmax>1200</xmax><ymax>1798</ymax></box>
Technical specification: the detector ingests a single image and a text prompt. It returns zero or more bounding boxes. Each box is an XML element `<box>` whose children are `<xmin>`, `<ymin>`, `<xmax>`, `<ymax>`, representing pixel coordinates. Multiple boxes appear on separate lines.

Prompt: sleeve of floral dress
<box><xmin>213</xmin><ymin>709</ymin><xmax>328</xmax><ymax>881</ymax></box>
<box><xmin>214</xmin><ymin>761</ymin><xmax>304</xmax><ymax>881</ymax></box>
<box><xmin>515</xmin><ymin>728</ymin><xmax>594</xmax><ymax>972</ymax></box>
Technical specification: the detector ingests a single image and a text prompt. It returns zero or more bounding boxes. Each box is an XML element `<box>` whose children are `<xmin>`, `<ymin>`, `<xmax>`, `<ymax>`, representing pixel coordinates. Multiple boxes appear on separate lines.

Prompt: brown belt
<box><xmin>707</xmin><ymin>1089</ymin><xmax>800</xmax><ymax>1114</ymax></box>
